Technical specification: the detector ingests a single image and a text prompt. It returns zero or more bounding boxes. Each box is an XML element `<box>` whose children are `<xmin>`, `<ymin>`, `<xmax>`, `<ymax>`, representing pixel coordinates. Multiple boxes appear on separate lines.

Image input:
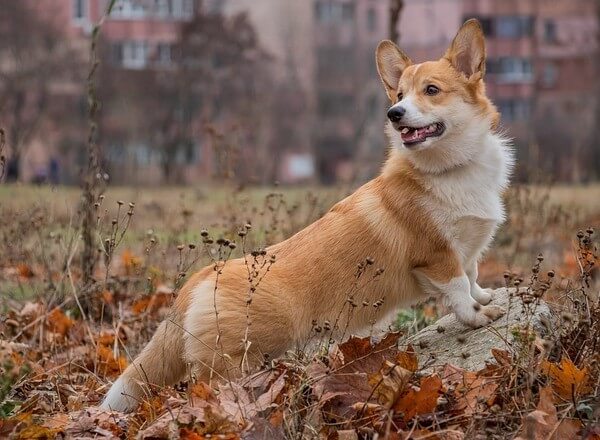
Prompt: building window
<box><xmin>487</xmin><ymin>57</ymin><xmax>533</xmax><ymax>83</ymax></box>
<box><xmin>111</xmin><ymin>41</ymin><xmax>149</xmax><ymax>69</ymax></box>
<box><xmin>541</xmin><ymin>62</ymin><xmax>558</xmax><ymax>87</ymax></box>
<box><xmin>72</xmin><ymin>0</ymin><xmax>88</xmax><ymax>22</ymax></box>
<box><xmin>156</xmin><ymin>43</ymin><xmax>172</xmax><ymax>65</ymax></box>
<box><xmin>110</xmin><ymin>0</ymin><xmax>147</xmax><ymax>19</ymax></box>
<box><xmin>155</xmin><ymin>0</ymin><xmax>170</xmax><ymax>17</ymax></box>
<box><xmin>497</xmin><ymin>99</ymin><xmax>531</xmax><ymax>123</ymax></box>
<box><xmin>342</xmin><ymin>3</ymin><xmax>354</xmax><ymax>21</ymax></box>
<box><xmin>153</xmin><ymin>0</ymin><xmax>194</xmax><ymax>19</ymax></box>
<box><xmin>495</xmin><ymin>16</ymin><xmax>534</xmax><ymax>39</ymax></box>
<box><xmin>544</xmin><ymin>19</ymin><xmax>557</xmax><ymax>43</ymax></box>
<box><xmin>315</xmin><ymin>1</ymin><xmax>355</xmax><ymax>23</ymax></box>
<box><xmin>367</xmin><ymin>8</ymin><xmax>376</xmax><ymax>32</ymax></box>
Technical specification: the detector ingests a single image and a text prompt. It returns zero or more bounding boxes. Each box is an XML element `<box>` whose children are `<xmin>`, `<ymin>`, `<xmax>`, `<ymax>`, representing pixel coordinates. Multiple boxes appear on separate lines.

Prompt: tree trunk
<box><xmin>389</xmin><ymin>0</ymin><xmax>404</xmax><ymax>43</ymax></box>
<box><xmin>5</xmin><ymin>150</ymin><xmax>20</xmax><ymax>182</ymax></box>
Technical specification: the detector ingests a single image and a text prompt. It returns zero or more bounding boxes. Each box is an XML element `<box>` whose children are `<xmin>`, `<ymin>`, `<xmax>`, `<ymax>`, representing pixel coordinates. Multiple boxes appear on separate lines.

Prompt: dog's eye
<box><xmin>396</xmin><ymin>92</ymin><xmax>403</xmax><ymax>101</ymax></box>
<box><xmin>425</xmin><ymin>85</ymin><xmax>440</xmax><ymax>95</ymax></box>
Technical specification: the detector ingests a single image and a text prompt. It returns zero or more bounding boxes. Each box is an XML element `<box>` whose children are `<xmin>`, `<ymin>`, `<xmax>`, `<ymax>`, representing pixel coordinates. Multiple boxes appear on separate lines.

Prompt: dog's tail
<box><xmin>100</xmin><ymin>315</ymin><xmax>186</xmax><ymax>412</ymax></box>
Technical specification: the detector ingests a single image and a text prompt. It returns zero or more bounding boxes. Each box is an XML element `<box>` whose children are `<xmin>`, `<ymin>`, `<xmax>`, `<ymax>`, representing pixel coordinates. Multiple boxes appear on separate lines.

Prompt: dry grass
<box><xmin>0</xmin><ymin>181</ymin><xmax>598</xmax><ymax>439</ymax></box>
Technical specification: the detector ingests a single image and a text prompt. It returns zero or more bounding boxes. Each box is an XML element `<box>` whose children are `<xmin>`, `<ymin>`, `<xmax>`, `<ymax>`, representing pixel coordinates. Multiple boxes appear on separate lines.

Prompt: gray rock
<box><xmin>402</xmin><ymin>288</ymin><xmax>553</xmax><ymax>372</ymax></box>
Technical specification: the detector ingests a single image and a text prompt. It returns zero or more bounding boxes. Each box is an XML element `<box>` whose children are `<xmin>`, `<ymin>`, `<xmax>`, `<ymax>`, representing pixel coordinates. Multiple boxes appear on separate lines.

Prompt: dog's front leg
<box><xmin>464</xmin><ymin>260</ymin><xmax>493</xmax><ymax>305</ymax></box>
<box><xmin>416</xmin><ymin>256</ymin><xmax>505</xmax><ymax>328</ymax></box>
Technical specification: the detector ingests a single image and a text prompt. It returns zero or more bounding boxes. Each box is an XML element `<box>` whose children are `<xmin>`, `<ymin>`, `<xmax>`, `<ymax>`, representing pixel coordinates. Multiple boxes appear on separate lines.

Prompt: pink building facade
<box><xmin>16</xmin><ymin>0</ymin><xmax>600</xmax><ymax>183</ymax></box>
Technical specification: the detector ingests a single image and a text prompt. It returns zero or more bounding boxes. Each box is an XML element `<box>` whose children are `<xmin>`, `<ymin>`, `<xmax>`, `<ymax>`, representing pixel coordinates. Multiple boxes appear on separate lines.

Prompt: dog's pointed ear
<box><xmin>444</xmin><ymin>19</ymin><xmax>486</xmax><ymax>80</ymax></box>
<box><xmin>376</xmin><ymin>40</ymin><xmax>412</xmax><ymax>101</ymax></box>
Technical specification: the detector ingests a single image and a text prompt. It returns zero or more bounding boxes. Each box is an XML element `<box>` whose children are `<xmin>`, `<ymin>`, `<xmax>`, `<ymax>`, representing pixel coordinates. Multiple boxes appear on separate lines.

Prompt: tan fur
<box><xmin>102</xmin><ymin>20</ymin><xmax>509</xmax><ymax>412</ymax></box>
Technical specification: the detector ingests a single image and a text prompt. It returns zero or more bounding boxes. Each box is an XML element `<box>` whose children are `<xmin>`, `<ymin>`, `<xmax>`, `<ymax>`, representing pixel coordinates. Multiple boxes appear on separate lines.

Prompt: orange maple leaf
<box><xmin>46</xmin><ymin>308</ymin><xmax>74</xmax><ymax>336</ymax></box>
<box><xmin>541</xmin><ymin>357</ymin><xmax>591</xmax><ymax>400</ymax></box>
<box><xmin>122</xmin><ymin>249</ymin><xmax>142</xmax><ymax>275</ymax></box>
<box><xmin>131</xmin><ymin>292</ymin><xmax>172</xmax><ymax>315</ymax></box>
<box><xmin>396</xmin><ymin>344</ymin><xmax>418</xmax><ymax>372</ymax></box>
<box><xmin>96</xmin><ymin>345</ymin><xmax>127</xmax><ymax>377</ymax></box>
<box><xmin>394</xmin><ymin>375</ymin><xmax>443</xmax><ymax>421</ymax></box>
<box><xmin>16</xmin><ymin>263</ymin><xmax>35</xmax><ymax>278</ymax></box>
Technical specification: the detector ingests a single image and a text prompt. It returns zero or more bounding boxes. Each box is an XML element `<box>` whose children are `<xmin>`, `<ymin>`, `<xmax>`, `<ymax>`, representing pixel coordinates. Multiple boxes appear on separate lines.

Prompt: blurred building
<box><xmin>221</xmin><ymin>0</ymin><xmax>390</xmax><ymax>183</ymax></box>
<box><xmin>12</xmin><ymin>0</ymin><xmax>600</xmax><ymax>183</ymax></box>
<box><xmin>463</xmin><ymin>0</ymin><xmax>598</xmax><ymax>180</ymax></box>
<box><xmin>15</xmin><ymin>0</ymin><xmax>199</xmax><ymax>184</ymax></box>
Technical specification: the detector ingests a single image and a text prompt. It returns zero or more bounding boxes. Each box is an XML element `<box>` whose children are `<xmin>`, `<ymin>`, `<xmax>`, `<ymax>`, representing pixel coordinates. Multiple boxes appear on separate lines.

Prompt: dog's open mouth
<box><xmin>399</xmin><ymin>122</ymin><xmax>445</xmax><ymax>145</ymax></box>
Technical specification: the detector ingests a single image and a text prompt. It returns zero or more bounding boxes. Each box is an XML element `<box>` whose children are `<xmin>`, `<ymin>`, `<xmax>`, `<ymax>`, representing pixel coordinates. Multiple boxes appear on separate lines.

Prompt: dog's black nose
<box><xmin>387</xmin><ymin>106</ymin><xmax>406</xmax><ymax>123</ymax></box>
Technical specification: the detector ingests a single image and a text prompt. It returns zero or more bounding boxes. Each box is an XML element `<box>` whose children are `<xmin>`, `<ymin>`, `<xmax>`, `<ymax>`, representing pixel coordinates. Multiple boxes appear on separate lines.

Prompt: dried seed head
<box><xmin>537</xmin><ymin>253</ymin><xmax>544</xmax><ymax>262</ymax></box>
<box><xmin>436</xmin><ymin>326</ymin><xmax>445</xmax><ymax>333</ymax></box>
<box><xmin>177</xmin><ymin>244</ymin><xmax>184</xmax><ymax>251</ymax></box>
<box><xmin>237</xmin><ymin>230</ymin><xmax>247</xmax><ymax>237</ymax></box>
<box><xmin>245</xmin><ymin>223</ymin><xmax>252</xmax><ymax>230</ymax></box>
<box><xmin>188</xmin><ymin>244</ymin><xmax>196</xmax><ymax>250</ymax></box>
<box><xmin>229</xmin><ymin>243</ymin><xmax>237</xmax><ymax>250</ymax></box>
<box><xmin>577</xmin><ymin>230</ymin><xmax>584</xmax><ymax>239</ymax></box>
<box><xmin>586</xmin><ymin>227</ymin><xmax>594</xmax><ymax>235</ymax></box>
<box><xmin>117</xmin><ymin>200</ymin><xmax>124</xmax><ymax>206</ymax></box>
<box><xmin>200</xmin><ymin>229</ymin><xmax>209</xmax><ymax>237</ymax></box>
<box><xmin>366</xmin><ymin>257</ymin><xmax>374</xmax><ymax>265</ymax></box>
<box><xmin>561</xmin><ymin>312</ymin><xmax>574</xmax><ymax>322</ymax></box>
<box><xmin>461</xmin><ymin>352</ymin><xmax>470</xmax><ymax>359</ymax></box>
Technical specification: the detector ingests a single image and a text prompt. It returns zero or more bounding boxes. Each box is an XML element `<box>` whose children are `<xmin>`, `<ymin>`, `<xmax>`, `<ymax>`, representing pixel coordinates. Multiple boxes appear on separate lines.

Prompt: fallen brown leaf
<box><xmin>541</xmin><ymin>357</ymin><xmax>591</xmax><ymax>400</ymax></box>
<box><xmin>394</xmin><ymin>374</ymin><xmax>443</xmax><ymax>421</ymax></box>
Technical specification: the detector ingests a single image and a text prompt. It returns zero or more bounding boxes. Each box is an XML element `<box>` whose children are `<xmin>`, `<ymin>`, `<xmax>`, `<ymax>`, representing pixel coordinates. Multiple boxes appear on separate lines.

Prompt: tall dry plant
<box><xmin>0</xmin><ymin>128</ymin><xmax>5</xmax><ymax>180</ymax></box>
<box><xmin>80</xmin><ymin>0</ymin><xmax>118</xmax><ymax>291</ymax></box>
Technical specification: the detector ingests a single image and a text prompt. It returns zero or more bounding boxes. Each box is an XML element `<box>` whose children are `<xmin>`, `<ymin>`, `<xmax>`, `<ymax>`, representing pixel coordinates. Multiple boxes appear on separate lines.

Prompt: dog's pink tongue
<box><xmin>402</xmin><ymin>127</ymin><xmax>426</xmax><ymax>143</ymax></box>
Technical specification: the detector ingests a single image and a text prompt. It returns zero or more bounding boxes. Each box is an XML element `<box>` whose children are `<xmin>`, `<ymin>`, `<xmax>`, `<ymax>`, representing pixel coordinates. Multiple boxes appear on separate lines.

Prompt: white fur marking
<box><xmin>429</xmin><ymin>274</ymin><xmax>503</xmax><ymax>327</ymax></box>
<box><xmin>101</xmin><ymin>376</ymin><xmax>138</xmax><ymax>412</ymax></box>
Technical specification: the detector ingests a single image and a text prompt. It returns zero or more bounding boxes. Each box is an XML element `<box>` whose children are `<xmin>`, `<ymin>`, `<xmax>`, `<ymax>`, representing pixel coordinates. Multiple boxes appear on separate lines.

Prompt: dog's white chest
<box><xmin>424</xmin><ymin>150</ymin><xmax>509</xmax><ymax>262</ymax></box>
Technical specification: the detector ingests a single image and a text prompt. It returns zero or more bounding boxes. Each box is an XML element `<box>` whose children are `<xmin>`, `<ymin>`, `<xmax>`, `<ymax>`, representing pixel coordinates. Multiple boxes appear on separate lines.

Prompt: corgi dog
<box><xmin>102</xmin><ymin>19</ymin><xmax>513</xmax><ymax>412</ymax></box>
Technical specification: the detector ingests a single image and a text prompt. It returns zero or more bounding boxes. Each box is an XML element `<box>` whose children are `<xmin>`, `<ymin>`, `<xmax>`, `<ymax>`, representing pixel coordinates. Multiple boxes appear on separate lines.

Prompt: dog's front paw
<box><xmin>471</xmin><ymin>285</ymin><xmax>494</xmax><ymax>306</ymax></box>
<box><xmin>456</xmin><ymin>303</ymin><xmax>506</xmax><ymax>328</ymax></box>
<box><xmin>482</xmin><ymin>304</ymin><xmax>505</xmax><ymax>322</ymax></box>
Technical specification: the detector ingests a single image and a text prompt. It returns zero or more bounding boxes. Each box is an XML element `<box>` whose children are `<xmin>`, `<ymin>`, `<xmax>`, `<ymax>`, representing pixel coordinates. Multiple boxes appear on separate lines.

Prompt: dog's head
<box><xmin>376</xmin><ymin>19</ymin><xmax>500</xmax><ymax>171</ymax></box>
